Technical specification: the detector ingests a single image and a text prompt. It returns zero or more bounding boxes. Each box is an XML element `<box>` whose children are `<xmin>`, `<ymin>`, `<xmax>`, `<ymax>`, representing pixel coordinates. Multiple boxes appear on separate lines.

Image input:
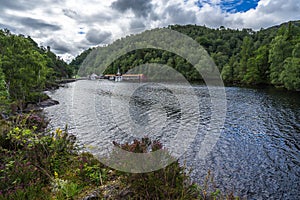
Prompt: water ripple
<box><xmin>45</xmin><ymin>81</ymin><xmax>300</xmax><ymax>199</ymax></box>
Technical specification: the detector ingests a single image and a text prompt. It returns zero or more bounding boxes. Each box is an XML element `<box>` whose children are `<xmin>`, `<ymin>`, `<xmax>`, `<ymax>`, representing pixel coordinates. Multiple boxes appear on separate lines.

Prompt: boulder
<box><xmin>38</xmin><ymin>99</ymin><xmax>59</xmax><ymax>108</ymax></box>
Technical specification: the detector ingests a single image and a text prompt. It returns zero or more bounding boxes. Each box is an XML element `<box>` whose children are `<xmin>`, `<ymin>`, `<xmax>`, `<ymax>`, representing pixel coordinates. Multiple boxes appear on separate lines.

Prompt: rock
<box><xmin>24</xmin><ymin>106</ymin><xmax>42</xmax><ymax>113</ymax></box>
<box><xmin>26</xmin><ymin>103</ymin><xmax>40</xmax><ymax>110</ymax></box>
<box><xmin>82</xmin><ymin>190</ymin><xmax>101</xmax><ymax>200</ymax></box>
<box><xmin>0</xmin><ymin>113</ymin><xmax>8</xmax><ymax>120</ymax></box>
<box><xmin>23</xmin><ymin>99</ymin><xmax>59</xmax><ymax>112</ymax></box>
<box><xmin>10</xmin><ymin>103</ymin><xmax>19</xmax><ymax>114</ymax></box>
<box><xmin>38</xmin><ymin>99</ymin><xmax>59</xmax><ymax>108</ymax></box>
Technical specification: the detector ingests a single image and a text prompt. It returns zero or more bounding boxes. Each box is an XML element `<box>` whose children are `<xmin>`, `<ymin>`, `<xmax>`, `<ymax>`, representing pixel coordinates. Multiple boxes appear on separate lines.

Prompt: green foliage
<box><xmin>51</xmin><ymin>177</ymin><xmax>80</xmax><ymax>199</ymax></box>
<box><xmin>0</xmin><ymin>183</ymin><xmax>48</xmax><ymax>200</ymax></box>
<box><xmin>0</xmin><ymin>29</ymin><xmax>76</xmax><ymax>108</ymax></box>
<box><xmin>0</xmin><ymin>68</ymin><xmax>9</xmax><ymax>113</ymax></box>
<box><xmin>242</xmin><ymin>58</ymin><xmax>261</xmax><ymax>84</ymax></box>
<box><xmin>0</xmin><ymin>113</ymin><xmax>111</xmax><ymax>199</ymax></box>
<box><xmin>75</xmin><ymin>20</ymin><xmax>300</xmax><ymax>91</ymax></box>
<box><xmin>0</xmin><ymin>31</ymin><xmax>50</xmax><ymax>102</ymax></box>
<box><xmin>280</xmin><ymin>57</ymin><xmax>300</xmax><ymax>90</ymax></box>
<box><xmin>46</xmin><ymin>48</ymin><xmax>73</xmax><ymax>79</ymax></box>
<box><xmin>268</xmin><ymin>24</ymin><xmax>300</xmax><ymax>89</ymax></box>
<box><xmin>221</xmin><ymin>64</ymin><xmax>234</xmax><ymax>82</ymax></box>
<box><xmin>69</xmin><ymin>48</ymin><xmax>93</xmax><ymax>75</ymax></box>
<box><xmin>110</xmin><ymin>138</ymin><xmax>238</xmax><ymax>200</ymax></box>
<box><xmin>112</xmin><ymin>138</ymin><xmax>200</xmax><ymax>199</ymax></box>
<box><xmin>0</xmin><ymin>115</ymin><xmax>78</xmax><ymax>196</ymax></box>
<box><xmin>0</xmin><ymin>114</ymin><xmax>239</xmax><ymax>199</ymax></box>
<box><xmin>74</xmin><ymin>152</ymin><xmax>108</xmax><ymax>185</ymax></box>
<box><xmin>269</xmin><ymin>35</ymin><xmax>292</xmax><ymax>85</ymax></box>
<box><xmin>238</xmin><ymin>36</ymin><xmax>254</xmax><ymax>80</ymax></box>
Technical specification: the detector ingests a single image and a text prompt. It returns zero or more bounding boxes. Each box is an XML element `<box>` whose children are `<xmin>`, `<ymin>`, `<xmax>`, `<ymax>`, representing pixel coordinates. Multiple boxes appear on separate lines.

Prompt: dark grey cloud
<box><xmin>164</xmin><ymin>4</ymin><xmax>197</xmax><ymax>24</ymax></box>
<box><xmin>0</xmin><ymin>23</ymin><xmax>17</xmax><ymax>32</ymax></box>
<box><xmin>86</xmin><ymin>29</ymin><xmax>112</xmax><ymax>45</ymax></box>
<box><xmin>61</xmin><ymin>9</ymin><xmax>116</xmax><ymax>26</ymax></box>
<box><xmin>46</xmin><ymin>38</ymin><xmax>73</xmax><ymax>54</ymax></box>
<box><xmin>17</xmin><ymin>17</ymin><xmax>61</xmax><ymax>31</ymax></box>
<box><xmin>0</xmin><ymin>0</ymin><xmax>56</xmax><ymax>12</ymax></box>
<box><xmin>0</xmin><ymin>15</ymin><xmax>61</xmax><ymax>32</ymax></box>
<box><xmin>63</xmin><ymin>9</ymin><xmax>78</xmax><ymax>19</ymax></box>
<box><xmin>79</xmin><ymin>12</ymin><xmax>116</xmax><ymax>24</ymax></box>
<box><xmin>130</xmin><ymin>19</ymin><xmax>146</xmax><ymax>30</ymax></box>
<box><xmin>111</xmin><ymin>0</ymin><xmax>153</xmax><ymax>17</ymax></box>
<box><xmin>75</xmin><ymin>40</ymin><xmax>92</xmax><ymax>50</ymax></box>
<box><xmin>0</xmin><ymin>0</ymin><xmax>27</xmax><ymax>11</ymax></box>
<box><xmin>149</xmin><ymin>11</ymin><xmax>160</xmax><ymax>21</ymax></box>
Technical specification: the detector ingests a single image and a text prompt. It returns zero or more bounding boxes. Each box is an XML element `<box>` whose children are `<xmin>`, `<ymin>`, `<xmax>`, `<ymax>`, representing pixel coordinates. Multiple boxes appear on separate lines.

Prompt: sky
<box><xmin>0</xmin><ymin>0</ymin><xmax>299</xmax><ymax>62</ymax></box>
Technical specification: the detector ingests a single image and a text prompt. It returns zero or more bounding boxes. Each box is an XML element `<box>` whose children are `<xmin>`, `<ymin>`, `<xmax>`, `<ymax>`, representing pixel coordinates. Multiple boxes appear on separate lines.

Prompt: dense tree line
<box><xmin>76</xmin><ymin>20</ymin><xmax>300</xmax><ymax>91</ymax></box>
<box><xmin>0</xmin><ymin>29</ymin><xmax>74</xmax><ymax>112</ymax></box>
<box><xmin>69</xmin><ymin>47</ymin><xmax>93</xmax><ymax>75</ymax></box>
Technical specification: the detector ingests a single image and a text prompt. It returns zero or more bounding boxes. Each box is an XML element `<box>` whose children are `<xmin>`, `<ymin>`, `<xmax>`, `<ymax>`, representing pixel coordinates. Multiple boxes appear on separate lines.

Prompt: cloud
<box><xmin>0</xmin><ymin>23</ymin><xmax>17</xmax><ymax>32</ymax></box>
<box><xmin>79</xmin><ymin>12</ymin><xmax>116</xmax><ymax>24</ymax></box>
<box><xmin>86</xmin><ymin>29</ymin><xmax>112</xmax><ymax>45</ymax></box>
<box><xmin>227</xmin><ymin>0</ymin><xmax>300</xmax><ymax>29</ymax></box>
<box><xmin>0</xmin><ymin>0</ymin><xmax>32</xmax><ymax>11</ymax></box>
<box><xmin>19</xmin><ymin>17</ymin><xmax>61</xmax><ymax>31</ymax></box>
<box><xmin>111</xmin><ymin>0</ymin><xmax>153</xmax><ymax>17</ymax></box>
<box><xmin>196</xmin><ymin>4</ymin><xmax>226</xmax><ymax>28</ymax></box>
<box><xmin>0</xmin><ymin>0</ymin><xmax>60</xmax><ymax>12</ymax></box>
<box><xmin>46</xmin><ymin>38</ymin><xmax>73</xmax><ymax>54</ymax></box>
<box><xmin>130</xmin><ymin>19</ymin><xmax>146</xmax><ymax>30</ymax></box>
<box><xmin>0</xmin><ymin>0</ymin><xmax>299</xmax><ymax>61</ymax></box>
<box><xmin>164</xmin><ymin>4</ymin><xmax>197</xmax><ymax>25</ymax></box>
<box><xmin>63</xmin><ymin>9</ymin><xmax>78</xmax><ymax>19</ymax></box>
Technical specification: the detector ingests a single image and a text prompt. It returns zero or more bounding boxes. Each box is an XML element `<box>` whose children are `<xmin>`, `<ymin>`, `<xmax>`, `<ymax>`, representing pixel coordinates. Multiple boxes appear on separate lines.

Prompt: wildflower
<box><xmin>56</xmin><ymin>128</ymin><xmax>63</xmax><ymax>138</ymax></box>
<box><xmin>14</xmin><ymin>127</ymin><xmax>20</xmax><ymax>133</ymax></box>
<box><xmin>54</xmin><ymin>171</ymin><xmax>58</xmax><ymax>179</ymax></box>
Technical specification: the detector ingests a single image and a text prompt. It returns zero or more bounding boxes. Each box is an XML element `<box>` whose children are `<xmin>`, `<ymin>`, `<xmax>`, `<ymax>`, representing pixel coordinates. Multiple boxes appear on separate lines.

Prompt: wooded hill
<box><xmin>0</xmin><ymin>29</ymin><xmax>74</xmax><ymax>111</ymax></box>
<box><xmin>73</xmin><ymin>20</ymin><xmax>300</xmax><ymax>91</ymax></box>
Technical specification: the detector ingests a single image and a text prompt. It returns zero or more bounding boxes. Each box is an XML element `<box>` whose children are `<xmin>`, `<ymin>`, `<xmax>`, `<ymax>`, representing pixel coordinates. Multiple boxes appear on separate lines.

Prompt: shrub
<box><xmin>0</xmin><ymin>114</ymin><xmax>78</xmax><ymax>198</ymax></box>
<box><xmin>0</xmin><ymin>114</ymin><xmax>110</xmax><ymax>199</ymax></box>
<box><xmin>112</xmin><ymin>137</ymin><xmax>200</xmax><ymax>199</ymax></box>
<box><xmin>11</xmin><ymin>113</ymin><xmax>48</xmax><ymax>132</ymax></box>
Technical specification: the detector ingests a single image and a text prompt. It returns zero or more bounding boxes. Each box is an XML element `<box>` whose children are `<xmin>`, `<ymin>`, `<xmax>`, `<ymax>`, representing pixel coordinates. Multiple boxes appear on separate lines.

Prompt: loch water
<box><xmin>45</xmin><ymin>80</ymin><xmax>300</xmax><ymax>199</ymax></box>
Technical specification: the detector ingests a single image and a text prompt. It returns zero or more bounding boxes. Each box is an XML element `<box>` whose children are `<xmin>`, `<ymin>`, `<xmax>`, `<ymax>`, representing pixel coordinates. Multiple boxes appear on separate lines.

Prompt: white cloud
<box><xmin>0</xmin><ymin>0</ymin><xmax>299</xmax><ymax>62</ymax></box>
<box><xmin>227</xmin><ymin>0</ymin><xmax>300</xmax><ymax>29</ymax></box>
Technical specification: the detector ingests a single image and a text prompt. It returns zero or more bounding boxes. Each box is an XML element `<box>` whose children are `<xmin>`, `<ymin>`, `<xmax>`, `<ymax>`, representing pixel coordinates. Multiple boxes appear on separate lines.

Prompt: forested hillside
<box><xmin>74</xmin><ymin>21</ymin><xmax>300</xmax><ymax>91</ymax></box>
<box><xmin>171</xmin><ymin>21</ymin><xmax>300</xmax><ymax>90</ymax></box>
<box><xmin>0</xmin><ymin>29</ymin><xmax>74</xmax><ymax>111</ymax></box>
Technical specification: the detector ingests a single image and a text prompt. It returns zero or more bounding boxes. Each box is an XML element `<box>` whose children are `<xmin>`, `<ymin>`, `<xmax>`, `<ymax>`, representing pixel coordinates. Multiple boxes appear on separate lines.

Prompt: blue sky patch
<box><xmin>222</xmin><ymin>0</ymin><xmax>259</xmax><ymax>13</ymax></box>
<box><xmin>195</xmin><ymin>0</ymin><xmax>259</xmax><ymax>13</ymax></box>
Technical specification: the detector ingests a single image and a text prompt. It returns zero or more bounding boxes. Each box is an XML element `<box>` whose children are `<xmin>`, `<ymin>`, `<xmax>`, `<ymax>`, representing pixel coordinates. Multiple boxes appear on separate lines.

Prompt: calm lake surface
<box><xmin>45</xmin><ymin>80</ymin><xmax>300</xmax><ymax>199</ymax></box>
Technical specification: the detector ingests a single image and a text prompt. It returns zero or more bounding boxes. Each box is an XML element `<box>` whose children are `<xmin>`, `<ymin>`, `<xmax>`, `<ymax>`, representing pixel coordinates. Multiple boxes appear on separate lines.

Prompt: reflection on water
<box><xmin>45</xmin><ymin>80</ymin><xmax>300</xmax><ymax>199</ymax></box>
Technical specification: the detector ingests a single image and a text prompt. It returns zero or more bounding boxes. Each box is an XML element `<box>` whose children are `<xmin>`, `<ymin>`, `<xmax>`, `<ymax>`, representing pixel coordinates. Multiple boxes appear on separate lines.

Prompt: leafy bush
<box><xmin>0</xmin><ymin>114</ymin><xmax>111</xmax><ymax>199</ymax></box>
<box><xmin>0</xmin><ymin>114</ymin><xmax>78</xmax><ymax>198</ymax></box>
<box><xmin>51</xmin><ymin>175</ymin><xmax>80</xmax><ymax>200</ymax></box>
<box><xmin>73</xmin><ymin>152</ymin><xmax>108</xmax><ymax>185</ymax></box>
<box><xmin>11</xmin><ymin>113</ymin><xmax>48</xmax><ymax>131</ymax></box>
